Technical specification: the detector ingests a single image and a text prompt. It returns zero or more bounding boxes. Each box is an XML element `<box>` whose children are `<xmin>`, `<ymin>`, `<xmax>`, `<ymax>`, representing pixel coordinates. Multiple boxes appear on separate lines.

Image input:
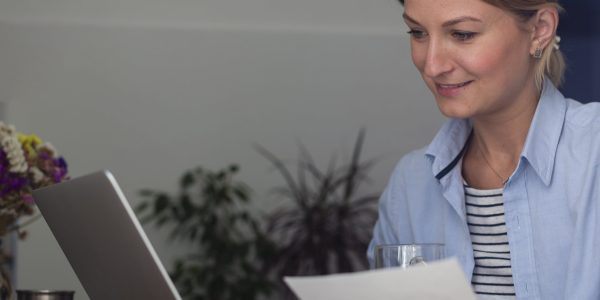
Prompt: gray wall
<box><xmin>0</xmin><ymin>0</ymin><xmax>444</xmax><ymax>298</ymax></box>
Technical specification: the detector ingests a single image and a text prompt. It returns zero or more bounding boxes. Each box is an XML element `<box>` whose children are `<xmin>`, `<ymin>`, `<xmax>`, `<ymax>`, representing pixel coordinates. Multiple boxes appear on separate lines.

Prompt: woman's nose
<box><xmin>423</xmin><ymin>42</ymin><xmax>453</xmax><ymax>78</ymax></box>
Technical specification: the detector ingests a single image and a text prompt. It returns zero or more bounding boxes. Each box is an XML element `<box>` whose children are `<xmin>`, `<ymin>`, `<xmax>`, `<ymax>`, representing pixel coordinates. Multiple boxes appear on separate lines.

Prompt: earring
<box><xmin>533</xmin><ymin>47</ymin><xmax>543</xmax><ymax>59</ymax></box>
<box><xmin>553</xmin><ymin>36</ymin><xmax>561</xmax><ymax>51</ymax></box>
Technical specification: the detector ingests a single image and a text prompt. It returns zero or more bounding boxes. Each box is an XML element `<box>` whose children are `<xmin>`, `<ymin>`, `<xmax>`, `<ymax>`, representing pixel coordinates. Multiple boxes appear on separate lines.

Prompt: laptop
<box><xmin>32</xmin><ymin>170</ymin><xmax>182</xmax><ymax>300</ymax></box>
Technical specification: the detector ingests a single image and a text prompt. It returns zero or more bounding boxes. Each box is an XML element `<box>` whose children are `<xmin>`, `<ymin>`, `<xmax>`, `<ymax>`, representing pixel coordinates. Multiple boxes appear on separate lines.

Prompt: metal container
<box><xmin>16</xmin><ymin>290</ymin><xmax>74</xmax><ymax>300</ymax></box>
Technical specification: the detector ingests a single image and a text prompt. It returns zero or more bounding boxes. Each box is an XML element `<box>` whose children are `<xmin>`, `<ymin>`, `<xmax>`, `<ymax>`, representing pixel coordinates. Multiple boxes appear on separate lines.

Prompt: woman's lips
<box><xmin>436</xmin><ymin>80</ymin><xmax>473</xmax><ymax>97</ymax></box>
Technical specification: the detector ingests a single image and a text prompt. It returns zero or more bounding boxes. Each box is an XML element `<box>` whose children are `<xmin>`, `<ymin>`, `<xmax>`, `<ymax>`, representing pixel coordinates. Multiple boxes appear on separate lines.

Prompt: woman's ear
<box><xmin>529</xmin><ymin>7</ymin><xmax>559</xmax><ymax>56</ymax></box>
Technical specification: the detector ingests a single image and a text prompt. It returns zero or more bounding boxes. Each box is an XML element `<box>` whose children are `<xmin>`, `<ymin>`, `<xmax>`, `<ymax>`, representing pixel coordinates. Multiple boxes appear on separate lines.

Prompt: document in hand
<box><xmin>284</xmin><ymin>258</ymin><xmax>477</xmax><ymax>300</ymax></box>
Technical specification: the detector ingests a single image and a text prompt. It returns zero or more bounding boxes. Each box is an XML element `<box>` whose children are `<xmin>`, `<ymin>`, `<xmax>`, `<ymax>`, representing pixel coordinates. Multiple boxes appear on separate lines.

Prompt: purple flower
<box><xmin>52</xmin><ymin>171</ymin><xmax>62</xmax><ymax>183</ymax></box>
<box><xmin>57</xmin><ymin>157</ymin><xmax>67</xmax><ymax>169</ymax></box>
<box><xmin>38</xmin><ymin>151</ymin><xmax>47</xmax><ymax>159</ymax></box>
<box><xmin>22</xmin><ymin>194</ymin><xmax>34</xmax><ymax>205</ymax></box>
<box><xmin>0</xmin><ymin>127</ymin><xmax>69</xmax><ymax>225</ymax></box>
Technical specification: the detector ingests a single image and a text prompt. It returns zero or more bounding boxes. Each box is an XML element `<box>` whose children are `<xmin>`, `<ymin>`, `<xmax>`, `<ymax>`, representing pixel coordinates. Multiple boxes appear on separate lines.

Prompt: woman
<box><xmin>368</xmin><ymin>0</ymin><xmax>600</xmax><ymax>299</ymax></box>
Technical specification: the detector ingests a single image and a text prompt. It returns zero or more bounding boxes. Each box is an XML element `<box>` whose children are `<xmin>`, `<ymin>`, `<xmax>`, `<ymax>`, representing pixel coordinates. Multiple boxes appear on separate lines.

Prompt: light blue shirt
<box><xmin>368</xmin><ymin>80</ymin><xmax>600</xmax><ymax>300</ymax></box>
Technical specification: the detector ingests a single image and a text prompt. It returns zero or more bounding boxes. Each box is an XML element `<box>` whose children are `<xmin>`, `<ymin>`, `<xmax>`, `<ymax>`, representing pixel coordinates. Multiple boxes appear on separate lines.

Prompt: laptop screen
<box><xmin>33</xmin><ymin>170</ymin><xmax>182</xmax><ymax>300</ymax></box>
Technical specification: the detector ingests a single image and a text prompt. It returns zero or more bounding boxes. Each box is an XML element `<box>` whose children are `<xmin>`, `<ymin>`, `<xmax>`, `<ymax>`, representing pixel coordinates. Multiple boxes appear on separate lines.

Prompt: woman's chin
<box><xmin>435</xmin><ymin>101</ymin><xmax>474</xmax><ymax>119</ymax></box>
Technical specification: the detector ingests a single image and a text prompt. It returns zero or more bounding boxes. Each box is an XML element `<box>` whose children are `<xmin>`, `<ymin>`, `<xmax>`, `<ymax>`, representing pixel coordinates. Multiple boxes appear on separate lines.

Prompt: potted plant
<box><xmin>256</xmin><ymin>129</ymin><xmax>379</xmax><ymax>298</ymax></box>
<box><xmin>137</xmin><ymin>129</ymin><xmax>380</xmax><ymax>299</ymax></box>
<box><xmin>137</xmin><ymin>165</ymin><xmax>277</xmax><ymax>300</ymax></box>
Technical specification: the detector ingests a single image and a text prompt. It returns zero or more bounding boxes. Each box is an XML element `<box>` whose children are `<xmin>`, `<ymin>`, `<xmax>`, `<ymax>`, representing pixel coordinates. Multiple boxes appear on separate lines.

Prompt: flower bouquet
<box><xmin>0</xmin><ymin>122</ymin><xmax>68</xmax><ymax>299</ymax></box>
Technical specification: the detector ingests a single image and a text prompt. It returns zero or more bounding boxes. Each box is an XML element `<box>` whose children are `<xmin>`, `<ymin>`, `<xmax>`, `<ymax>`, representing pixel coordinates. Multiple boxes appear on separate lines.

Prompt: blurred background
<box><xmin>0</xmin><ymin>0</ymin><xmax>596</xmax><ymax>299</ymax></box>
<box><xmin>558</xmin><ymin>0</ymin><xmax>600</xmax><ymax>103</ymax></box>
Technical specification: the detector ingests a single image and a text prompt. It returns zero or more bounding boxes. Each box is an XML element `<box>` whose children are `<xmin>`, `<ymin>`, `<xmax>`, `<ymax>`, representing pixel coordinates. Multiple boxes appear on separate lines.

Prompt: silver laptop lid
<box><xmin>33</xmin><ymin>170</ymin><xmax>182</xmax><ymax>300</ymax></box>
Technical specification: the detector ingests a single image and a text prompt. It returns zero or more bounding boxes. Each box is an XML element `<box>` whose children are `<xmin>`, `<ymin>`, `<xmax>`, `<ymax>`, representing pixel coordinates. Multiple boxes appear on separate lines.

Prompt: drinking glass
<box><xmin>374</xmin><ymin>244</ymin><xmax>445</xmax><ymax>269</ymax></box>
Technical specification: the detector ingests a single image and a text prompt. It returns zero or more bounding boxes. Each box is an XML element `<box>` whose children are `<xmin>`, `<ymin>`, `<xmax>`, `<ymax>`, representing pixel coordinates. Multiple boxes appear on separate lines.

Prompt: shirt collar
<box><xmin>425</xmin><ymin>118</ymin><xmax>472</xmax><ymax>180</ymax></box>
<box><xmin>425</xmin><ymin>78</ymin><xmax>567</xmax><ymax>185</ymax></box>
<box><xmin>521</xmin><ymin>79</ymin><xmax>567</xmax><ymax>186</ymax></box>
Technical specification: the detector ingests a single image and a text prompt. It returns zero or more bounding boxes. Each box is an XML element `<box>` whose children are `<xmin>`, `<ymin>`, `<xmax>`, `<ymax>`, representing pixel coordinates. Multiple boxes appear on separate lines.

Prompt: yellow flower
<box><xmin>17</xmin><ymin>134</ymin><xmax>42</xmax><ymax>157</ymax></box>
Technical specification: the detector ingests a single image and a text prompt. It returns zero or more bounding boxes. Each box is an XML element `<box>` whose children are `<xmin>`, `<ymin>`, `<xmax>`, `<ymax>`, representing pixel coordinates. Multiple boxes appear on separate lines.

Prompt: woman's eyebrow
<box><xmin>402</xmin><ymin>13</ymin><xmax>421</xmax><ymax>25</ymax></box>
<box><xmin>442</xmin><ymin>16</ymin><xmax>483</xmax><ymax>27</ymax></box>
<box><xmin>402</xmin><ymin>13</ymin><xmax>483</xmax><ymax>27</ymax></box>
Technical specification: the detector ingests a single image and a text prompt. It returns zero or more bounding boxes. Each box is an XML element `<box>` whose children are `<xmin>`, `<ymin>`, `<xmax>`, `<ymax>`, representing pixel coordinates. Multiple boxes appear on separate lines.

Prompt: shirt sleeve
<box><xmin>367</xmin><ymin>155</ymin><xmax>416</xmax><ymax>268</ymax></box>
<box><xmin>563</xmin><ymin>163</ymin><xmax>600</xmax><ymax>299</ymax></box>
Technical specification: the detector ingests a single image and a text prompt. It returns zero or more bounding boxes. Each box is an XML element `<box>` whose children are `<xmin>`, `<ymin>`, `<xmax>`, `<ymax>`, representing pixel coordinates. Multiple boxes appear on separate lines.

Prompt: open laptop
<box><xmin>32</xmin><ymin>170</ymin><xmax>182</xmax><ymax>300</ymax></box>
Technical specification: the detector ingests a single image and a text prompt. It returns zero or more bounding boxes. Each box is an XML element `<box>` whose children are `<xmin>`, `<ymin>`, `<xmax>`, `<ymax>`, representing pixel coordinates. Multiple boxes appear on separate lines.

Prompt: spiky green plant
<box><xmin>256</xmin><ymin>129</ymin><xmax>379</xmax><ymax>297</ymax></box>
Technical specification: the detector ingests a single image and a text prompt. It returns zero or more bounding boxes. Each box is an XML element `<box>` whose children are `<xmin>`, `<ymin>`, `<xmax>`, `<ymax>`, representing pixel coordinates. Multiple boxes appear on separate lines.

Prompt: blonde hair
<box><xmin>399</xmin><ymin>0</ymin><xmax>566</xmax><ymax>89</ymax></box>
<box><xmin>481</xmin><ymin>0</ymin><xmax>565</xmax><ymax>89</ymax></box>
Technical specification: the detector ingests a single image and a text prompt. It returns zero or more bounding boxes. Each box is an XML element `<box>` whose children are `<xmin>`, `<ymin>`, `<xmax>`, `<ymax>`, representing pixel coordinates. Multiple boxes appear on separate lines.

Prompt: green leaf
<box><xmin>180</xmin><ymin>171</ymin><xmax>196</xmax><ymax>189</ymax></box>
<box><xmin>154</xmin><ymin>194</ymin><xmax>171</xmax><ymax>215</ymax></box>
<box><xmin>233</xmin><ymin>186</ymin><xmax>249</xmax><ymax>202</ymax></box>
<box><xmin>138</xmin><ymin>189</ymin><xmax>156</xmax><ymax>197</ymax></box>
<box><xmin>134</xmin><ymin>201</ymin><xmax>149</xmax><ymax>214</ymax></box>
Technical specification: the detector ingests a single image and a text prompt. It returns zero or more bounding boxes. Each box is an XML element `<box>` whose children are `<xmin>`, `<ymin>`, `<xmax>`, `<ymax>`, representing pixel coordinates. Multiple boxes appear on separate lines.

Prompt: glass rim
<box><xmin>375</xmin><ymin>243</ymin><xmax>444</xmax><ymax>249</ymax></box>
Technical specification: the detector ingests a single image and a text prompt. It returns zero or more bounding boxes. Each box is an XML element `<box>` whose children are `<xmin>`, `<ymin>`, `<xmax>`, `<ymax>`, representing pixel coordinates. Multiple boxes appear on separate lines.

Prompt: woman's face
<box><xmin>403</xmin><ymin>0</ymin><xmax>537</xmax><ymax>121</ymax></box>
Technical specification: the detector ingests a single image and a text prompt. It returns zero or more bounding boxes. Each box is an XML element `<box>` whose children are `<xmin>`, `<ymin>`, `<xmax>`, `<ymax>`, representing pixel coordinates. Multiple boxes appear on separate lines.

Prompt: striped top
<box><xmin>465</xmin><ymin>185</ymin><xmax>516</xmax><ymax>299</ymax></box>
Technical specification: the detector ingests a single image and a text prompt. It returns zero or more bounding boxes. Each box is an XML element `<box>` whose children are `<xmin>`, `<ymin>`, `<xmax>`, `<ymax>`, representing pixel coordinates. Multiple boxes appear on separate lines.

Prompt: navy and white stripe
<box><xmin>465</xmin><ymin>185</ymin><xmax>516</xmax><ymax>299</ymax></box>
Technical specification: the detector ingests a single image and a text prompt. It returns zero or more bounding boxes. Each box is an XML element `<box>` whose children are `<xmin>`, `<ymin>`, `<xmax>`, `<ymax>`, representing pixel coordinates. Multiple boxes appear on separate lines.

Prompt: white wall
<box><xmin>0</xmin><ymin>0</ymin><xmax>444</xmax><ymax>298</ymax></box>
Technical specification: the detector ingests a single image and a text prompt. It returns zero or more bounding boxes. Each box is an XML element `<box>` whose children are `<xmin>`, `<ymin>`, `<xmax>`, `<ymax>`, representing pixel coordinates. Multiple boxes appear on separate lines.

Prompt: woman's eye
<box><xmin>452</xmin><ymin>31</ymin><xmax>476</xmax><ymax>41</ymax></box>
<box><xmin>407</xmin><ymin>29</ymin><xmax>427</xmax><ymax>39</ymax></box>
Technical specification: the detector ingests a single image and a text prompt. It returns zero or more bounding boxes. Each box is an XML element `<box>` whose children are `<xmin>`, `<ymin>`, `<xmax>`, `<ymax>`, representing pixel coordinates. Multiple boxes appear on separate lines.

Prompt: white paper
<box><xmin>284</xmin><ymin>258</ymin><xmax>477</xmax><ymax>300</ymax></box>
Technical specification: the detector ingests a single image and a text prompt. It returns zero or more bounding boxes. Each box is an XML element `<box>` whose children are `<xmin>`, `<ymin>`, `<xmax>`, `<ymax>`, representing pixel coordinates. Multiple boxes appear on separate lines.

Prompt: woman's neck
<box><xmin>463</xmin><ymin>89</ymin><xmax>540</xmax><ymax>188</ymax></box>
<box><xmin>471</xmin><ymin>83</ymin><xmax>541</xmax><ymax>159</ymax></box>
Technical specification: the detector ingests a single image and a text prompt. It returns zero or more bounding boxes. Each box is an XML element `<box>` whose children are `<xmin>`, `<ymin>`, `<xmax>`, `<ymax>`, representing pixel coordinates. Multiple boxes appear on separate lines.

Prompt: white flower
<box><xmin>1</xmin><ymin>136</ymin><xmax>28</xmax><ymax>173</ymax></box>
<box><xmin>37</xmin><ymin>142</ymin><xmax>57</xmax><ymax>157</ymax></box>
<box><xmin>0</xmin><ymin>122</ymin><xmax>16</xmax><ymax>137</ymax></box>
<box><xmin>29</xmin><ymin>167</ymin><xmax>45</xmax><ymax>184</ymax></box>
